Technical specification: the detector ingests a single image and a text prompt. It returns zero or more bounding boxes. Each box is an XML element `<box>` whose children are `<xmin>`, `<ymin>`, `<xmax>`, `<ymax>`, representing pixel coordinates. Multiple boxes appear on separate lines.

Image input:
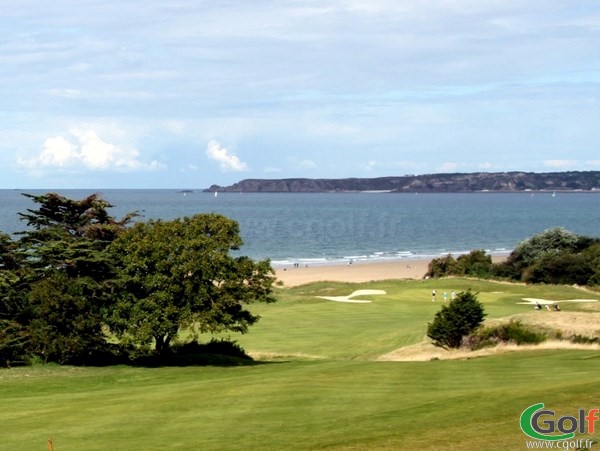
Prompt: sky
<box><xmin>1</xmin><ymin>0</ymin><xmax>599</xmax><ymax>189</ymax></box>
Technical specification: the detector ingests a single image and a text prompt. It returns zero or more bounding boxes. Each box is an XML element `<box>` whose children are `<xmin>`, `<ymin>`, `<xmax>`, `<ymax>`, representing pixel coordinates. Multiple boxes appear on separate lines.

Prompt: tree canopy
<box><xmin>425</xmin><ymin>228</ymin><xmax>600</xmax><ymax>286</ymax></box>
<box><xmin>0</xmin><ymin>193</ymin><xmax>275</xmax><ymax>366</ymax></box>
<box><xmin>107</xmin><ymin>214</ymin><xmax>276</xmax><ymax>355</ymax></box>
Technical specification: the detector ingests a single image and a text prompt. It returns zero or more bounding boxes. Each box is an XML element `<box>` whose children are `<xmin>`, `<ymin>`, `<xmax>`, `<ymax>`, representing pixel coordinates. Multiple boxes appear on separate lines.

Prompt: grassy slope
<box><xmin>1</xmin><ymin>279</ymin><xmax>599</xmax><ymax>450</ymax></box>
<box><xmin>228</xmin><ymin>278</ymin><xmax>600</xmax><ymax>359</ymax></box>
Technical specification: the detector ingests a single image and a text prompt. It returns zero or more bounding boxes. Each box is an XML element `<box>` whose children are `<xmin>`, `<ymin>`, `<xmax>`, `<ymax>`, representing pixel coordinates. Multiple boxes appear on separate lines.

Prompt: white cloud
<box><xmin>205</xmin><ymin>140</ymin><xmax>248</xmax><ymax>172</ymax></box>
<box><xmin>71</xmin><ymin>129</ymin><xmax>117</xmax><ymax>169</ymax></box>
<box><xmin>39</xmin><ymin>136</ymin><xmax>78</xmax><ymax>166</ymax></box>
<box><xmin>299</xmin><ymin>159</ymin><xmax>317</xmax><ymax>169</ymax></box>
<box><xmin>438</xmin><ymin>162</ymin><xmax>458</xmax><ymax>173</ymax></box>
<box><xmin>17</xmin><ymin>129</ymin><xmax>165</xmax><ymax>172</ymax></box>
<box><xmin>543</xmin><ymin>159</ymin><xmax>578</xmax><ymax>169</ymax></box>
<box><xmin>585</xmin><ymin>160</ymin><xmax>600</xmax><ymax>169</ymax></box>
<box><xmin>364</xmin><ymin>160</ymin><xmax>426</xmax><ymax>173</ymax></box>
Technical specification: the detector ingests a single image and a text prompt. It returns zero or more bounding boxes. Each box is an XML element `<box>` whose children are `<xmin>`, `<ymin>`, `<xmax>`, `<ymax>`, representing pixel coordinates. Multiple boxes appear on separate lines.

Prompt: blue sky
<box><xmin>1</xmin><ymin>0</ymin><xmax>599</xmax><ymax>188</ymax></box>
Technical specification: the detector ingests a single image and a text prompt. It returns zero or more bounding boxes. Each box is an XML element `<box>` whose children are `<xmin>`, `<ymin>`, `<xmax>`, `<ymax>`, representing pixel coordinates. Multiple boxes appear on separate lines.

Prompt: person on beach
<box><xmin>432</xmin><ymin>289</ymin><xmax>436</xmax><ymax>302</ymax></box>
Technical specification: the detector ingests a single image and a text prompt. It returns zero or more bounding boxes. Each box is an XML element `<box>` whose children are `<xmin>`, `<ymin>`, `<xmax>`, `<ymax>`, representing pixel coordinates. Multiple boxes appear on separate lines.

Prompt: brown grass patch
<box><xmin>377</xmin><ymin>340</ymin><xmax>600</xmax><ymax>362</ymax></box>
<box><xmin>513</xmin><ymin>311</ymin><xmax>600</xmax><ymax>337</ymax></box>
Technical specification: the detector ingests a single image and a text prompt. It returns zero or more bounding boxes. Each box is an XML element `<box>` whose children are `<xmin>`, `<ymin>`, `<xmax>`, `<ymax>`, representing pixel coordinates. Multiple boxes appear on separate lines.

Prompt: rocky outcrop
<box><xmin>205</xmin><ymin>171</ymin><xmax>600</xmax><ymax>193</ymax></box>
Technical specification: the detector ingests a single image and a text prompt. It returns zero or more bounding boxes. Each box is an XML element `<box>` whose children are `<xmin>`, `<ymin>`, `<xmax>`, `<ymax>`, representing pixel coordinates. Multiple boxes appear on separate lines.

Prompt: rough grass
<box><xmin>378</xmin><ymin>339</ymin><xmax>600</xmax><ymax>361</ymax></box>
<box><xmin>1</xmin><ymin>278</ymin><xmax>599</xmax><ymax>450</ymax></box>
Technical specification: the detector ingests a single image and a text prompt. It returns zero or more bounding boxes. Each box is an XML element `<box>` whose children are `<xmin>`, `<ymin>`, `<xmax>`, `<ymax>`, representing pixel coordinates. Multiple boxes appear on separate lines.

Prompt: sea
<box><xmin>1</xmin><ymin>190</ymin><xmax>599</xmax><ymax>267</ymax></box>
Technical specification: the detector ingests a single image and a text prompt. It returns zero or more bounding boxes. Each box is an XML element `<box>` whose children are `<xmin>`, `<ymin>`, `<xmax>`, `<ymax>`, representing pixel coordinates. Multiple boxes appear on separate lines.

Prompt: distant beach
<box><xmin>275</xmin><ymin>259</ymin><xmax>429</xmax><ymax>286</ymax></box>
<box><xmin>275</xmin><ymin>256</ymin><xmax>508</xmax><ymax>287</ymax></box>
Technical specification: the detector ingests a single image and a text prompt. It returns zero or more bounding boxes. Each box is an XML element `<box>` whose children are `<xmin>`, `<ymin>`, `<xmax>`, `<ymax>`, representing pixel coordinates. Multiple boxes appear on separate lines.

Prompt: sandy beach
<box><xmin>275</xmin><ymin>260</ymin><xmax>431</xmax><ymax>287</ymax></box>
<box><xmin>275</xmin><ymin>256</ymin><xmax>509</xmax><ymax>287</ymax></box>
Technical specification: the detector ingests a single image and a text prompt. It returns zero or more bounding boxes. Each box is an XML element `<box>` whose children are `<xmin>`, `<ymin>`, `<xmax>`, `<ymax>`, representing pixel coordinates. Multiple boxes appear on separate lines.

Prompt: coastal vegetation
<box><xmin>425</xmin><ymin>227</ymin><xmax>600</xmax><ymax>287</ymax></box>
<box><xmin>0</xmin><ymin>193</ymin><xmax>275</xmax><ymax>367</ymax></box>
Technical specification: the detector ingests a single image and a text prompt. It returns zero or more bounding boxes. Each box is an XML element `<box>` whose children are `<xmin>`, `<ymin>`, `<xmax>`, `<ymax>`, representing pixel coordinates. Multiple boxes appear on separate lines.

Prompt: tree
<box><xmin>455</xmin><ymin>250</ymin><xmax>493</xmax><ymax>278</ymax></box>
<box><xmin>501</xmin><ymin>227</ymin><xmax>580</xmax><ymax>279</ymax></box>
<box><xmin>18</xmin><ymin>193</ymin><xmax>135</xmax><ymax>277</ymax></box>
<box><xmin>5</xmin><ymin>193</ymin><xmax>134</xmax><ymax>364</ymax></box>
<box><xmin>427</xmin><ymin>290</ymin><xmax>486</xmax><ymax>349</ymax></box>
<box><xmin>494</xmin><ymin>228</ymin><xmax>600</xmax><ymax>284</ymax></box>
<box><xmin>107</xmin><ymin>213</ymin><xmax>276</xmax><ymax>355</ymax></box>
<box><xmin>425</xmin><ymin>250</ymin><xmax>493</xmax><ymax>279</ymax></box>
<box><xmin>583</xmin><ymin>243</ymin><xmax>600</xmax><ymax>286</ymax></box>
<box><xmin>523</xmin><ymin>252</ymin><xmax>594</xmax><ymax>285</ymax></box>
<box><xmin>26</xmin><ymin>270</ymin><xmax>110</xmax><ymax>364</ymax></box>
<box><xmin>425</xmin><ymin>254</ymin><xmax>457</xmax><ymax>278</ymax></box>
<box><xmin>0</xmin><ymin>233</ymin><xmax>29</xmax><ymax>367</ymax></box>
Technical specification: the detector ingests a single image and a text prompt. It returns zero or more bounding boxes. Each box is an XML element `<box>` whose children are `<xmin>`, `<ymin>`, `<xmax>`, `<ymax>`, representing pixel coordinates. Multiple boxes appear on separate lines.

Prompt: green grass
<box><xmin>1</xmin><ymin>279</ymin><xmax>599</xmax><ymax>450</ymax></box>
<box><xmin>221</xmin><ymin>278</ymin><xmax>599</xmax><ymax>359</ymax></box>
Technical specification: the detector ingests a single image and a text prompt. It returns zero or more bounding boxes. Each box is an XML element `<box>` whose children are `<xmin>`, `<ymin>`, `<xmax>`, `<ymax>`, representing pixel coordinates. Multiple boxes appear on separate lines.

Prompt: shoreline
<box><xmin>274</xmin><ymin>256</ymin><xmax>508</xmax><ymax>287</ymax></box>
<box><xmin>275</xmin><ymin>259</ymin><xmax>431</xmax><ymax>287</ymax></box>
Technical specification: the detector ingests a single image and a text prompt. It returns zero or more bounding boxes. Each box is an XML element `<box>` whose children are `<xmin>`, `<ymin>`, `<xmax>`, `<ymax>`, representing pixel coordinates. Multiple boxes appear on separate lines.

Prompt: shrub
<box><xmin>425</xmin><ymin>254</ymin><xmax>457</xmax><ymax>278</ymax></box>
<box><xmin>524</xmin><ymin>252</ymin><xmax>595</xmax><ymax>285</ymax></box>
<box><xmin>467</xmin><ymin>320</ymin><xmax>547</xmax><ymax>350</ymax></box>
<box><xmin>425</xmin><ymin>250</ymin><xmax>494</xmax><ymax>279</ymax></box>
<box><xmin>455</xmin><ymin>250</ymin><xmax>493</xmax><ymax>278</ymax></box>
<box><xmin>427</xmin><ymin>290</ymin><xmax>486</xmax><ymax>349</ymax></box>
<box><xmin>175</xmin><ymin>338</ymin><xmax>251</xmax><ymax>360</ymax></box>
<box><xmin>570</xmin><ymin>335</ymin><xmax>600</xmax><ymax>345</ymax></box>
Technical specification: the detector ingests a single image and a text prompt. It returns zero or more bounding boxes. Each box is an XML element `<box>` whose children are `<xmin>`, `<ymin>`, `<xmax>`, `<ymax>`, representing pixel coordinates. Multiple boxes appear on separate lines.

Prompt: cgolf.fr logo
<box><xmin>520</xmin><ymin>403</ymin><xmax>599</xmax><ymax>441</ymax></box>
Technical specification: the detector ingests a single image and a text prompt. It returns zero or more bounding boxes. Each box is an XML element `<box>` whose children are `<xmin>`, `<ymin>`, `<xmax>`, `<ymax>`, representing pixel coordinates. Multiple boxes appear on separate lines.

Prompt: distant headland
<box><xmin>205</xmin><ymin>171</ymin><xmax>600</xmax><ymax>193</ymax></box>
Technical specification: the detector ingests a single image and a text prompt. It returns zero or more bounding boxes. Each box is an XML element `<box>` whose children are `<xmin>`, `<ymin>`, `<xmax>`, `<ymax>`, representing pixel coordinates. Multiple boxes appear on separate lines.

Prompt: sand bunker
<box><xmin>519</xmin><ymin>298</ymin><xmax>598</xmax><ymax>305</ymax></box>
<box><xmin>317</xmin><ymin>289</ymin><xmax>387</xmax><ymax>303</ymax></box>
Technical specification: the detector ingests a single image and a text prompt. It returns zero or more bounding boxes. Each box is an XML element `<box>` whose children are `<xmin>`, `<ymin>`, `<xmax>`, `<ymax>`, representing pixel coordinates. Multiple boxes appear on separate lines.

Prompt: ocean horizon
<box><xmin>1</xmin><ymin>190</ymin><xmax>599</xmax><ymax>267</ymax></box>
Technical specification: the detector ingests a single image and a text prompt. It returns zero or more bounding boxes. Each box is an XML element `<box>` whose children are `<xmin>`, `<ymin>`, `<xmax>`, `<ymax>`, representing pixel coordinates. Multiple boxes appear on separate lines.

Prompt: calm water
<box><xmin>1</xmin><ymin>190</ymin><xmax>599</xmax><ymax>266</ymax></box>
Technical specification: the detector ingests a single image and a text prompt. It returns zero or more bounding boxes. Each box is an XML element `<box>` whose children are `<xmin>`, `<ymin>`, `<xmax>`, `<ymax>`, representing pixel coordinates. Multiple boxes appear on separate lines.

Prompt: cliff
<box><xmin>205</xmin><ymin>171</ymin><xmax>600</xmax><ymax>193</ymax></box>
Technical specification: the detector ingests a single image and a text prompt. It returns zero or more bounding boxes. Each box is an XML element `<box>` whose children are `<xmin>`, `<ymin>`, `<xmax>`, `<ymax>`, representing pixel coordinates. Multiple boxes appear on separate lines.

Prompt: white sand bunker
<box><xmin>317</xmin><ymin>289</ymin><xmax>387</xmax><ymax>303</ymax></box>
<box><xmin>519</xmin><ymin>297</ymin><xmax>598</xmax><ymax>305</ymax></box>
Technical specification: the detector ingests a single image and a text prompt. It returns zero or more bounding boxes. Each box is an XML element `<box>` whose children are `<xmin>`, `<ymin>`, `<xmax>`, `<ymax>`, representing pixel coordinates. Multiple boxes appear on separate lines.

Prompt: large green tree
<box><xmin>427</xmin><ymin>290</ymin><xmax>486</xmax><ymax>349</ymax></box>
<box><xmin>3</xmin><ymin>193</ymin><xmax>134</xmax><ymax>364</ymax></box>
<box><xmin>499</xmin><ymin>227</ymin><xmax>581</xmax><ymax>279</ymax></box>
<box><xmin>0</xmin><ymin>233</ymin><xmax>30</xmax><ymax>366</ymax></box>
<box><xmin>107</xmin><ymin>213</ymin><xmax>276</xmax><ymax>355</ymax></box>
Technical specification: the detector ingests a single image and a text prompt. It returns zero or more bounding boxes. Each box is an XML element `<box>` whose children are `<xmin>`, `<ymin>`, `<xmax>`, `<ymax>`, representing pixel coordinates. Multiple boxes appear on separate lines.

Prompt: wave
<box><xmin>270</xmin><ymin>248</ymin><xmax>512</xmax><ymax>268</ymax></box>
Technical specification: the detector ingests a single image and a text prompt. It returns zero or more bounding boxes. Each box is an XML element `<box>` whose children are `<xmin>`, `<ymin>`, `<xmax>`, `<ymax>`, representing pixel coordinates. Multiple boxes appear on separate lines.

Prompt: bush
<box><xmin>455</xmin><ymin>250</ymin><xmax>493</xmax><ymax>278</ymax></box>
<box><xmin>425</xmin><ymin>250</ymin><xmax>494</xmax><ymax>279</ymax></box>
<box><xmin>427</xmin><ymin>290</ymin><xmax>486</xmax><ymax>349</ymax></box>
<box><xmin>498</xmin><ymin>228</ymin><xmax>600</xmax><ymax>284</ymax></box>
<box><xmin>175</xmin><ymin>338</ymin><xmax>251</xmax><ymax>360</ymax></box>
<box><xmin>467</xmin><ymin>320</ymin><xmax>547</xmax><ymax>350</ymax></box>
<box><xmin>425</xmin><ymin>254</ymin><xmax>457</xmax><ymax>278</ymax></box>
<box><xmin>570</xmin><ymin>335</ymin><xmax>600</xmax><ymax>345</ymax></box>
<box><xmin>523</xmin><ymin>252</ymin><xmax>594</xmax><ymax>285</ymax></box>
